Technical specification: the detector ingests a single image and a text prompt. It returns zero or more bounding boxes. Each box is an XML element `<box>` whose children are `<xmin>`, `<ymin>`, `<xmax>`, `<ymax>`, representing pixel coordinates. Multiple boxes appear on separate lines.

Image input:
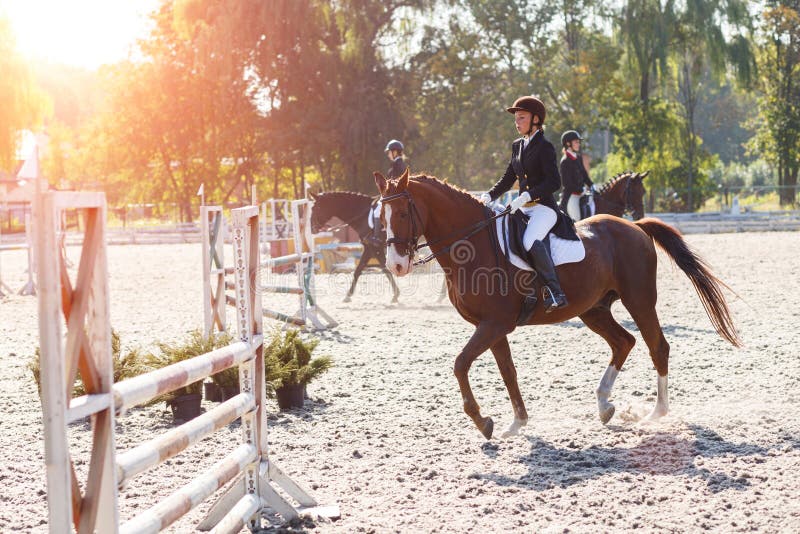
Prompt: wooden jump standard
<box><xmin>37</xmin><ymin>192</ymin><xmax>338</xmax><ymax>533</ymax></box>
<box><xmin>201</xmin><ymin>200</ymin><xmax>335</xmax><ymax>336</ymax></box>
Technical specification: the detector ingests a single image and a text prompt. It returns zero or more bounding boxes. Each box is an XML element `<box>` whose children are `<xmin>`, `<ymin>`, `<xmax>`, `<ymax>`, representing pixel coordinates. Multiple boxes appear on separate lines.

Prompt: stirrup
<box><xmin>542</xmin><ymin>286</ymin><xmax>568</xmax><ymax>313</ymax></box>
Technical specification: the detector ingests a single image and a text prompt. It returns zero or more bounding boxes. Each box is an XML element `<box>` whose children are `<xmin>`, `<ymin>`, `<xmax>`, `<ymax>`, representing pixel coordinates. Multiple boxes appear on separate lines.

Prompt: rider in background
<box><xmin>370</xmin><ymin>139</ymin><xmax>410</xmax><ymax>240</ymax></box>
<box><xmin>479</xmin><ymin>96</ymin><xmax>568</xmax><ymax>323</ymax></box>
<box><xmin>385</xmin><ymin>139</ymin><xmax>408</xmax><ymax>179</ymax></box>
<box><xmin>559</xmin><ymin>130</ymin><xmax>595</xmax><ymax>221</ymax></box>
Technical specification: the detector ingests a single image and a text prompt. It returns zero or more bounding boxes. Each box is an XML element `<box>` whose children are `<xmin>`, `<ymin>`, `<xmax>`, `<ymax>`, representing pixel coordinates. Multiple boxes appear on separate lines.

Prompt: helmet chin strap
<box><xmin>526</xmin><ymin>116</ymin><xmax>540</xmax><ymax>137</ymax></box>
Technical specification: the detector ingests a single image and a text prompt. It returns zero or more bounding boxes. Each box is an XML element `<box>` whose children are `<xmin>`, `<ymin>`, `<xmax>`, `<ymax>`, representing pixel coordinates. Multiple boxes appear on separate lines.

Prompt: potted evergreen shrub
<box><xmin>29</xmin><ymin>330</ymin><xmax>150</xmax><ymax>397</ymax></box>
<box><xmin>264</xmin><ymin>329</ymin><xmax>332</xmax><ymax>411</ymax></box>
<box><xmin>212</xmin><ymin>366</ymin><xmax>240</xmax><ymax>401</ymax></box>
<box><xmin>144</xmin><ymin>329</ymin><xmax>233</xmax><ymax>422</ymax></box>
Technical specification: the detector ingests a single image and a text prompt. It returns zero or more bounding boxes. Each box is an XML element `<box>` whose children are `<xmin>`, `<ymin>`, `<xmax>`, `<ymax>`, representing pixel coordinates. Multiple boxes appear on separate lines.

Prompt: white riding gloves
<box><xmin>479</xmin><ymin>193</ymin><xmax>492</xmax><ymax>205</ymax></box>
<box><xmin>509</xmin><ymin>191</ymin><xmax>531</xmax><ymax>213</ymax></box>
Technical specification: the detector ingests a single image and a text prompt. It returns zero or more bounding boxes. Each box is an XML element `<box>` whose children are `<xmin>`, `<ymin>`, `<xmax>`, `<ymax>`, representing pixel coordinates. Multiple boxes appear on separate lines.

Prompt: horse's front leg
<box><xmin>489</xmin><ymin>335</ymin><xmax>528</xmax><ymax>438</ymax></box>
<box><xmin>376</xmin><ymin>247</ymin><xmax>400</xmax><ymax>303</ymax></box>
<box><xmin>344</xmin><ymin>249</ymin><xmax>371</xmax><ymax>302</ymax></box>
<box><xmin>454</xmin><ymin>321</ymin><xmax>508</xmax><ymax>440</ymax></box>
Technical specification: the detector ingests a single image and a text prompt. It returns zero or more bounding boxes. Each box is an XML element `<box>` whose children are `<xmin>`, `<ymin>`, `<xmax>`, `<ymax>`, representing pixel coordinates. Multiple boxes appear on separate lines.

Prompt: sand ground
<box><xmin>0</xmin><ymin>231</ymin><xmax>798</xmax><ymax>533</ymax></box>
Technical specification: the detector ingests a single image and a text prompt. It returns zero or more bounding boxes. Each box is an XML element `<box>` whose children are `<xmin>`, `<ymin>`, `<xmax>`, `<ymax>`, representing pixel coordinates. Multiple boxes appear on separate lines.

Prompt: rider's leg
<box><xmin>517</xmin><ymin>205</ymin><xmax>567</xmax><ymax>323</ymax></box>
<box><xmin>566</xmin><ymin>194</ymin><xmax>581</xmax><ymax>221</ymax></box>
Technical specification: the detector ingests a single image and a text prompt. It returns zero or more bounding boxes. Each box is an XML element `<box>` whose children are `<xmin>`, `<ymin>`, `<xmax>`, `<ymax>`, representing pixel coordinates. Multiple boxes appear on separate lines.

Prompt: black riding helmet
<box><xmin>385</xmin><ymin>139</ymin><xmax>404</xmax><ymax>153</ymax></box>
<box><xmin>561</xmin><ymin>130</ymin><xmax>583</xmax><ymax>147</ymax></box>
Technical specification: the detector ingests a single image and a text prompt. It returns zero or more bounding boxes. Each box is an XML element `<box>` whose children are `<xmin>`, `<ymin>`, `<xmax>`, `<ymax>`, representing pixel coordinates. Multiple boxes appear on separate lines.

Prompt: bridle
<box><xmin>380</xmin><ymin>189</ymin><xmax>509</xmax><ymax>266</ymax></box>
<box><xmin>598</xmin><ymin>177</ymin><xmax>640</xmax><ymax>218</ymax></box>
<box><xmin>379</xmin><ymin>190</ymin><xmax>424</xmax><ymax>261</ymax></box>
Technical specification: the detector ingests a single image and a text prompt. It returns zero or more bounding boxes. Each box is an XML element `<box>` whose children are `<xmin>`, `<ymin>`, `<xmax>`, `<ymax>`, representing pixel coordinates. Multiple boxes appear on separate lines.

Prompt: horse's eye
<box><xmin>399</xmin><ymin>212</ymin><xmax>408</xmax><ymax>219</ymax></box>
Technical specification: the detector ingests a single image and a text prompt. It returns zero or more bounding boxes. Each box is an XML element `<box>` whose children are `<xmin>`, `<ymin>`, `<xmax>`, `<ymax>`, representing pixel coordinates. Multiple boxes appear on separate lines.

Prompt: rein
<box><xmin>380</xmin><ymin>190</ymin><xmax>509</xmax><ymax>266</ymax></box>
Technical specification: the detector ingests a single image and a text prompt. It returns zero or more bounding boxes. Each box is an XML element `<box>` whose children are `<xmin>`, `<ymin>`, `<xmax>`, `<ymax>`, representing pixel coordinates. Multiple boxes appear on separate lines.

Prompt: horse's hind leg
<box><xmin>579</xmin><ymin>306</ymin><xmax>636</xmax><ymax>424</ymax></box>
<box><xmin>489</xmin><ymin>335</ymin><xmax>528</xmax><ymax>438</ymax></box>
<box><xmin>381</xmin><ymin>268</ymin><xmax>400</xmax><ymax>303</ymax></box>
<box><xmin>621</xmin><ymin>296</ymin><xmax>670</xmax><ymax>421</ymax></box>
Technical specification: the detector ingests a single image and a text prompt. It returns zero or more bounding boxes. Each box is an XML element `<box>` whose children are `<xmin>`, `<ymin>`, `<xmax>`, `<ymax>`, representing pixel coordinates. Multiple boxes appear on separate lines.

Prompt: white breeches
<box><xmin>519</xmin><ymin>203</ymin><xmax>557</xmax><ymax>250</ymax></box>
<box><xmin>566</xmin><ymin>194</ymin><xmax>581</xmax><ymax>221</ymax></box>
<box><xmin>567</xmin><ymin>193</ymin><xmax>595</xmax><ymax>221</ymax></box>
<box><xmin>367</xmin><ymin>200</ymin><xmax>382</xmax><ymax>230</ymax></box>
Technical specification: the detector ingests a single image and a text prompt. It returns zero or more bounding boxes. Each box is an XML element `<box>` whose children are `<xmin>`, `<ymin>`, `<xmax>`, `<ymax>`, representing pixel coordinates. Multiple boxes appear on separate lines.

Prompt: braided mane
<box><xmin>598</xmin><ymin>171</ymin><xmax>635</xmax><ymax>194</ymax></box>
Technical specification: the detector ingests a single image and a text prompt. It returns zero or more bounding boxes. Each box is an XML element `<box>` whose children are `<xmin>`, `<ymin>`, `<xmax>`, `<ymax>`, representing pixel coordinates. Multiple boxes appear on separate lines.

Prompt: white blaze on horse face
<box><xmin>384</xmin><ymin>204</ymin><xmax>412</xmax><ymax>276</ymax></box>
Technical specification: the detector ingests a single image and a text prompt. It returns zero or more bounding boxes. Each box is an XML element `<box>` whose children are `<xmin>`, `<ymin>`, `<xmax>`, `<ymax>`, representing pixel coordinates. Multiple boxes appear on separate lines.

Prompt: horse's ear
<box><xmin>640</xmin><ymin>170</ymin><xmax>650</xmax><ymax>180</ymax></box>
<box><xmin>374</xmin><ymin>172</ymin><xmax>388</xmax><ymax>194</ymax></box>
<box><xmin>397</xmin><ymin>167</ymin><xmax>410</xmax><ymax>191</ymax></box>
<box><xmin>309</xmin><ymin>190</ymin><xmax>318</xmax><ymax>200</ymax></box>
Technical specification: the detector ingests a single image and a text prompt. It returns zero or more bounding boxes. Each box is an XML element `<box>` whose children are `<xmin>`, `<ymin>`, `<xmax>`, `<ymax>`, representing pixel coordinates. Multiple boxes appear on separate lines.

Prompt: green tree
<box><xmin>752</xmin><ymin>1</ymin><xmax>800</xmax><ymax>206</ymax></box>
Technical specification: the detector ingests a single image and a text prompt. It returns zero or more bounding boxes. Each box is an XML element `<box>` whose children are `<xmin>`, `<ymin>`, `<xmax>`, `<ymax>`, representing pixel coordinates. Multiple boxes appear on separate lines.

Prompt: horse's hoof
<box><xmin>643</xmin><ymin>406</ymin><xmax>668</xmax><ymax>423</ymax></box>
<box><xmin>342</xmin><ymin>296</ymin><xmax>352</xmax><ymax>303</ymax></box>
<box><xmin>391</xmin><ymin>297</ymin><xmax>399</xmax><ymax>304</ymax></box>
<box><xmin>599</xmin><ymin>404</ymin><xmax>615</xmax><ymax>425</ymax></box>
<box><xmin>480</xmin><ymin>417</ymin><xmax>494</xmax><ymax>440</ymax></box>
<box><xmin>500</xmin><ymin>418</ymin><xmax>527</xmax><ymax>438</ymax></box>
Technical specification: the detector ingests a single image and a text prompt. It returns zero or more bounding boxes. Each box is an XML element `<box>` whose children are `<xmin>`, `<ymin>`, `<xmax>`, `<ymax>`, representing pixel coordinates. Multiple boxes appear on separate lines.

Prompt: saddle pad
<box><xmin>493</xmin><ymin>208</ymin><xmax>586</xmax><ymax>269</ymax></box>
<box><xmin>367</xmin><ymin>200</ymin><xmax>382</xmax><ymax>230</ymax></box>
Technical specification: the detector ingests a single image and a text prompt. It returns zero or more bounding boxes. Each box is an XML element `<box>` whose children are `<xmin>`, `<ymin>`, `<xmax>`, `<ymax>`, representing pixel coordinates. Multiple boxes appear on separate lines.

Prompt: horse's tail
<box><xmin>635</xmin><ymin>218</ymin><xmax>742</xmax><ymax>347</ymax></box>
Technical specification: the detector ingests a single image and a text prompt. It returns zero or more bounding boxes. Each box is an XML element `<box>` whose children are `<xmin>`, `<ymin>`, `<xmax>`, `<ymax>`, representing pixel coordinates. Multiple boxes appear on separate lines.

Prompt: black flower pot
<box><xmin>204</xmin><ymin>382</ymin><xmax>221</xmax><ymax>402</ymax></box>
<box><xmin>220</xmin><ymin>385</ymin><xmax>241</xmax><ymax>402</ymax></box>
<box><xmin>276</xmin><ymin>383</ymin><xmax>305</xmax><ymax>411</ymax></box>
<box><xmin>168</xmin><ymin>393</ymin><xmax>202</xmax><ymax>421</ymax></box>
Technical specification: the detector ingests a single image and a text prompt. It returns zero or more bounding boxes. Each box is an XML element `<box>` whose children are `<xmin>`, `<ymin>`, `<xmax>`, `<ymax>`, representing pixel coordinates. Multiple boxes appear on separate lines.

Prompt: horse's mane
<box><xmin>408</xmin><ymin>174</ymin><xmax>483</xmax><ymax>208</ymax></box>
<box><xmin>317</xmin><ymin>190</ymin><xmax>375</xmax><ymax>203</ymax></box>
<box><xmin>598</xmin><ymin>171</ymin><xmax>635</xmax><ymax>194</ymax></box>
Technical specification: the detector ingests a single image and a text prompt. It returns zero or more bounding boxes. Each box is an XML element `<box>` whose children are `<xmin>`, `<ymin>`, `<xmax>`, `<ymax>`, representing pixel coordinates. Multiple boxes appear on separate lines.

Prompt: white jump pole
<box><xmin>18</xmin><ymin>211</ymin><xmax>36</xmax><ymax>295</ymax></box>
<box><xmin>0</xmin><ymin>219</ymin><xmax>13</xmax><ymax>296</ymax></box>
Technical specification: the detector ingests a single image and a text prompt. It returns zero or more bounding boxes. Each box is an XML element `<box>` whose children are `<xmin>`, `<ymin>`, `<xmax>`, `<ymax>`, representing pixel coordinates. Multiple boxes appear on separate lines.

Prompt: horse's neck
<box><xmin>601</xmin><ymin>178</ymin><xmax>626</xmax><ymax>202</ymax></box>
<box><xmin>414</xmin><ymin>183</ymin><xmax>485</xmax><ymax>270</ymax></box>
<box><xmin>329</xmin><ymin>195</ymin><xmax>373</xmax><ymax>236</ymax></box>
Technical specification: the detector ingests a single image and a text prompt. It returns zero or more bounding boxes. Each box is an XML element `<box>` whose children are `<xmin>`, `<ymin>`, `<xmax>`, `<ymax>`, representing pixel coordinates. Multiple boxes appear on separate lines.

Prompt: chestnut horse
<box><xmin>375</xmin><ymin>169</ymin><xmax>740</xmax><ymax>440</ymax></box>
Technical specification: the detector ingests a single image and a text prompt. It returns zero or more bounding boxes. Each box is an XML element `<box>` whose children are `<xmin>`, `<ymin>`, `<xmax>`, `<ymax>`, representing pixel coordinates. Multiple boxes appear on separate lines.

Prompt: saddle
<box><xmin>497</xmin><ymin>207</ymin><xmax>585</xmax><ymax>271</ymax></box>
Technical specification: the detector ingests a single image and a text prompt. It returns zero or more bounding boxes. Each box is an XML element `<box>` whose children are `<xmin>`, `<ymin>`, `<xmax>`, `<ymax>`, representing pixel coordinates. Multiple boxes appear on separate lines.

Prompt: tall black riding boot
<box><xmin>530</xmin><ymin>240</ymin><xmax>568</xmax><ymax>314</ymax></box>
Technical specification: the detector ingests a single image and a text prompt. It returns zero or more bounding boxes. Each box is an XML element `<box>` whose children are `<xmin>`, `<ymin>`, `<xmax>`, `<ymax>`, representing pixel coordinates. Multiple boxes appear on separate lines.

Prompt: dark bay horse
<box><xmin>592</xmin><ymin>170</ymin><xmax>648</xmax><ymax>220</ymax></box>
<box><xmin>309</xmin><ymin>191</ymin><xmax>400</xmax><ymax>303</ymax></box>
<box><xmin>376</xmin><ymin>168</ymin><xmax>740</xmax><ymax>440</ymax></box>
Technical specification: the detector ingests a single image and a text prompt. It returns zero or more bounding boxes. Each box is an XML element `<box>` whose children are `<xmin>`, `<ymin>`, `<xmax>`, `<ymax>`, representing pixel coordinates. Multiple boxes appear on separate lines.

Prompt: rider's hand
<box><xmin>479</xmin><ymin>193</ymin><xmax>492</xmax><ymax>205</ymax></box>
<box><xmin>509</xmin><ymin>191</ymin><xmax>531</xmax><ymax>213</ymax></box>
<box><xmin>590</xmin><ymin>184</ymin><xmax>597</xmax><ymax>194</ymax></box>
